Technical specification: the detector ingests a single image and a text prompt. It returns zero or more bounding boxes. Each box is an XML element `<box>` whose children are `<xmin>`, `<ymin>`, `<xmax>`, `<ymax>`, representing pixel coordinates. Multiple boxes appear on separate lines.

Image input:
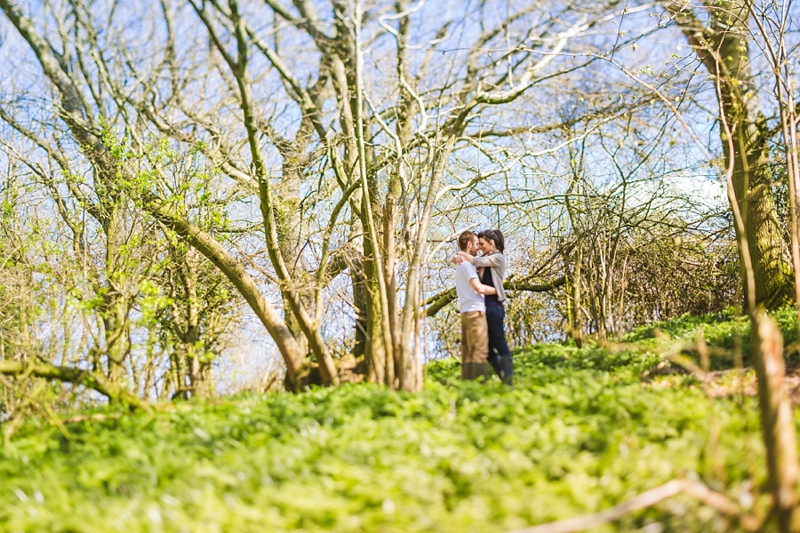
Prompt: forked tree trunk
<box><xmin>667</xmin><ymin>0</ymin><xmax>793</xmax><ymax>309</ymax></box>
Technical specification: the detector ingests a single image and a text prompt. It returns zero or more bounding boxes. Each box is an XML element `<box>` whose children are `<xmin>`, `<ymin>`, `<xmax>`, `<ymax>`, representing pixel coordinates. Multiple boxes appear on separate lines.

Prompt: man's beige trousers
<box><xmin>460</xmin><ymin>311</ymin><xmax>488</xmax><ymax>364</ymax></box>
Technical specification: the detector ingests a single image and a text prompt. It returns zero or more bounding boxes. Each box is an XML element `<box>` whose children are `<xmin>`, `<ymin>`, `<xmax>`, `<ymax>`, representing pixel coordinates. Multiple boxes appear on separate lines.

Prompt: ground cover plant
<box><xmin>0</xmin><ymin>311</ymin><xmax>787</xmax><ymax>532</ymax></box>
<box><xmin>621</xmin><ymin>308</ymin><xmax>791</xmax><ymax>350</ymax></box>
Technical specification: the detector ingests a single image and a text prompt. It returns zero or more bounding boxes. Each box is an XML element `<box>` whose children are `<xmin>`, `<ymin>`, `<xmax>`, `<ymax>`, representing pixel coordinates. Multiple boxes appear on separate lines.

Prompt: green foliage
<box><xmin>623</xmin><ymin>305</ymin><xmax>800</xmax><ymax>362</ymax></box>
<box><xmin>623</xmin><ymin>309</ymin><xmax>742</xmax><ymax>344</ymax></box>
<box><xmin>0</xmin><ymin>329</ymin><xmax>775</xmax><ymax>533</ymax></box>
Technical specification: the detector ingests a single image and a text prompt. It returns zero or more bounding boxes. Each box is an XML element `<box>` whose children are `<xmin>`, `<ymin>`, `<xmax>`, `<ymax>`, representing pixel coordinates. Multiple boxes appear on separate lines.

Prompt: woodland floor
<box><xmin>1</xmin><ymin>309</ymin><xmax>798</xmax><ymax>532</ymax></box>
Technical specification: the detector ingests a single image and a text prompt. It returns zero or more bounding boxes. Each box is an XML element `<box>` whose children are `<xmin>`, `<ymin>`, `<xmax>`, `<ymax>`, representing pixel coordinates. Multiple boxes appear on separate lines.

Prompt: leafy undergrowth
<box><xmin>622</xmin><ymin>305</ymin><xmax>800</xmax><ymax>361</ymax></box>
<box><xmin>0</xmin><ymin>328</ymin><xmax>786</xmax><ymax>532</ymax></box>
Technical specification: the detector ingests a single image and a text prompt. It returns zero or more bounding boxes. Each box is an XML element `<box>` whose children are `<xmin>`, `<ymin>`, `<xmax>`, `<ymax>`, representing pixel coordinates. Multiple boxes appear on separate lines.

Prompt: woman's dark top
<box><xmin>480</xmin><ymin>267</ymin><xmax>502</xmax><ymax>308</ymax></box>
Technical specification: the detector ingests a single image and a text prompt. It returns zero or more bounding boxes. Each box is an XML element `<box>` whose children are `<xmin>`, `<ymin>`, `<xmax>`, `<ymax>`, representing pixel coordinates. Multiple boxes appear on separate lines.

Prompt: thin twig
<box><xmin>505</xmin><ymin>478</ymin><xmax>760</xmax><ymax>533</ymax></box>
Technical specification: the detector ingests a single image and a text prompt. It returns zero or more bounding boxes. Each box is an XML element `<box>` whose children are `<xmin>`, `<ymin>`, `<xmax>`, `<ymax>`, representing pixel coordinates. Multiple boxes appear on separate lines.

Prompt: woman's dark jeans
<box><xmin>486</xmin><ymin>305</ymin><xmax>513</xmax><ymax>385</ymax></box>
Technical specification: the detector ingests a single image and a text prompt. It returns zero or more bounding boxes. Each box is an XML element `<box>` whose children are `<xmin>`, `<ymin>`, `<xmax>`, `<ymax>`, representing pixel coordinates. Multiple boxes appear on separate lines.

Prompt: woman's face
<box><xmin>478</xmin><ymin>237</ymin><xmax>496</xmax><ymax>254</ymax></box>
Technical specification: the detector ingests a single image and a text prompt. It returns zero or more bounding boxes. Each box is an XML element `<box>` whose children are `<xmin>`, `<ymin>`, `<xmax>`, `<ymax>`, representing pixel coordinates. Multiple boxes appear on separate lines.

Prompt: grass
<box><xmin>1</xmin><ymin>310</ymin><xmax>794</xmax><ymax>532</ymax></box>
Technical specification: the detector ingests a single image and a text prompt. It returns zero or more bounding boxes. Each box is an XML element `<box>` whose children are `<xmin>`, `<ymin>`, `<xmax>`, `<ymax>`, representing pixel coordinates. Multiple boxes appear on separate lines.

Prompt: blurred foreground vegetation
<box><xmin>1</xmin><ymin>310</ymin><xmax>796</xmax><ymax>532</ymax></box>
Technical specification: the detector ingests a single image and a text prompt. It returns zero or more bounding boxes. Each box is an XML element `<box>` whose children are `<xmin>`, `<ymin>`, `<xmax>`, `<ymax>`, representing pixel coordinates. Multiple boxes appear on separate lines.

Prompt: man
<box><xmin>454</xmin><ymin>231</ymin><xmax>497</xmax><ymax>381</ymax></box>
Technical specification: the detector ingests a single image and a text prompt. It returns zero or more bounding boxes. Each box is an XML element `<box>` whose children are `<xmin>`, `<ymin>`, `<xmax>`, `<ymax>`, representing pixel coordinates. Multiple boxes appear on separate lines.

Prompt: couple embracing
<box><xmin>453</xmin><ymin>229</ymin><xmax>513</xmax><ymax>385</ymax></box>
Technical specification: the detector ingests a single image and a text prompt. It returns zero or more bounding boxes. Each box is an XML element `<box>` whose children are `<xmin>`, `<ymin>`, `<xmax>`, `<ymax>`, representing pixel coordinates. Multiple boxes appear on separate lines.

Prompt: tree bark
<box><xmin>750</xmin><ymin>314</ymin><xmax>800</xmax><ymax>532</ymax></box>
<box><xmin>144</xmin><ymin>196</ymin><xmax>311</xmax><ymax>390</ymax></box>
<box><xmin>424</xmin><ymin>276</ymin><xmax>567</xmax><ymax>317</ymax></box>
<box><xmin>666</xmin><ymin>0</ymin><xmax>793</xmax><ymax>309</ymax></box>
<box><xmin>570</xmin><ymin>250</ymin><xmax>584</xmax><ymax>348</ymax></box>
<box><xmin>0</xmin><ymin>361</ymin><xmax>146</xmax><ymax>410</ymax></box>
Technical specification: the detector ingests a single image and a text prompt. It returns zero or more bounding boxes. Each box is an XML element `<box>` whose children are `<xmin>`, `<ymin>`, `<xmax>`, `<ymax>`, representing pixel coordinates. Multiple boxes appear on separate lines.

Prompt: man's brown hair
<box><xmin>458</xmin><ymin>231</ymin><xmax>476</xmax><ymax>251</ymax></box>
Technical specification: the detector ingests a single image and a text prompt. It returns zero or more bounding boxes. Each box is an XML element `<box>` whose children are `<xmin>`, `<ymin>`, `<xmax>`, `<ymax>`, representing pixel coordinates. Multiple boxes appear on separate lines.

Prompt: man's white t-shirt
<box><xmin>455</xmin><ymin>261</ymin><xmax>485</xmax><ymax>313</ymax></box>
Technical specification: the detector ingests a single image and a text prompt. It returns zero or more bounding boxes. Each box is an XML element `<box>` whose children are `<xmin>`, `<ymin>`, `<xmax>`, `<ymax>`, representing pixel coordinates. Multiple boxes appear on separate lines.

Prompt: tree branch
<box><xmin>424</xmin><ymin>275</ymin><xmax>566</xmax><ymax>317</ymax></box>
<box><xmin>0</xmin><ymin>361</ymin><xmax>147</xmax><ymax>411</ymax></box>
<box><xmin>505</xmin><ymin>478</ymin><xmax>760</xmax><ymax>533</ymax></box>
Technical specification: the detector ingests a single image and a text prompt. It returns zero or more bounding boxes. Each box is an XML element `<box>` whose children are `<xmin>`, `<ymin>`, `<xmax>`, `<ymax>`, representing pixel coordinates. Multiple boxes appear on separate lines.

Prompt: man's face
<box><xmin>467</xmin><ymin>236</ymin><xmax>479</xmax><ymax>256</ymax></box>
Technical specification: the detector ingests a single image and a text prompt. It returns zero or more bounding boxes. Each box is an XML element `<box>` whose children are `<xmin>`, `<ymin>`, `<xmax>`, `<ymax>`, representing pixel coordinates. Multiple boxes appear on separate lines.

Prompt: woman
<box><xmin>456</xmin><ymin>229</ymin><xmax>513</xmax><ymax>385</ymax></box>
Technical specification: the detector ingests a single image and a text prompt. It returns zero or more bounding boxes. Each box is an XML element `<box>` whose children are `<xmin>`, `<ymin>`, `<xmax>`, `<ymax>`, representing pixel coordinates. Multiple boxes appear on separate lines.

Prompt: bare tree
<box><xmin>0</xmin><ymin>0</ymin><xmax>701</xmax><ymax>392</ymax></box>
<box><xmin>661</xmin><ymin>0</ymin><xmax>794</xmax><ymax>309</ymax></box>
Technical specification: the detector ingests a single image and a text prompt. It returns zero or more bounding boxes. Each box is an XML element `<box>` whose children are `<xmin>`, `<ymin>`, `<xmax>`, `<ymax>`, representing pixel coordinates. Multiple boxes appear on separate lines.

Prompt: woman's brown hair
<box><xmin>478</xmin><ymin>229</ymin><xmax>504</xmax><ymax>253</ymax></box>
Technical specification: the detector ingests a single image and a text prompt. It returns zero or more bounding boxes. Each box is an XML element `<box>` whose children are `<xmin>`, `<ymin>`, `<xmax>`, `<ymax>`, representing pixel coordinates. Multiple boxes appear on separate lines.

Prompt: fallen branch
<box><xmin>505</xmin><ymin>478</ymin><xmax>760</xmax><ymax>533</ymax></box>
<box><xmin>424</xmin><ymin>288</ymin><xmax>457</xmax><ymax>317</ymax></box>
<box><xmin>0</xmin><ymin>361</ymin><xmax>149</xmax><ymax>412</ymax></box>
<box><xmin>424</xmin><ymin>275</ymin><xmax>566</xmax><ymax>317</ymax></box>
<box><xmin>62</xmin><ymin>413</ymin><xmax>125</xmax><ymax>424</ymax></box>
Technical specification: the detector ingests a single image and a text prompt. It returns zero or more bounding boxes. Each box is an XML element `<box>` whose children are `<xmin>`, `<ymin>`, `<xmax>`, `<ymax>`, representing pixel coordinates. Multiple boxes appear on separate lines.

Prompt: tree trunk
<box><xmin>145</xmin><ymin>197</ymin><xmax>311</xmax><ymax>389</ymax></box>
<box><xmin>751</xmin><ymin>314</ymin><xmax>800</xmax><ymax>532</ymax></box>
<box><xmin>667</xmin><ymin>0</ymin><xmax>793</xmax><ymax>309</ymax></box>
<box><xmin>570</xmin><ymin>249</ymin><xmax>584</xmax><ymax>348</ymax></box>
<box><xmin>351</xmin><ymin>259</ymin><xmax>385</xmax><ymax>384</ymax></box>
